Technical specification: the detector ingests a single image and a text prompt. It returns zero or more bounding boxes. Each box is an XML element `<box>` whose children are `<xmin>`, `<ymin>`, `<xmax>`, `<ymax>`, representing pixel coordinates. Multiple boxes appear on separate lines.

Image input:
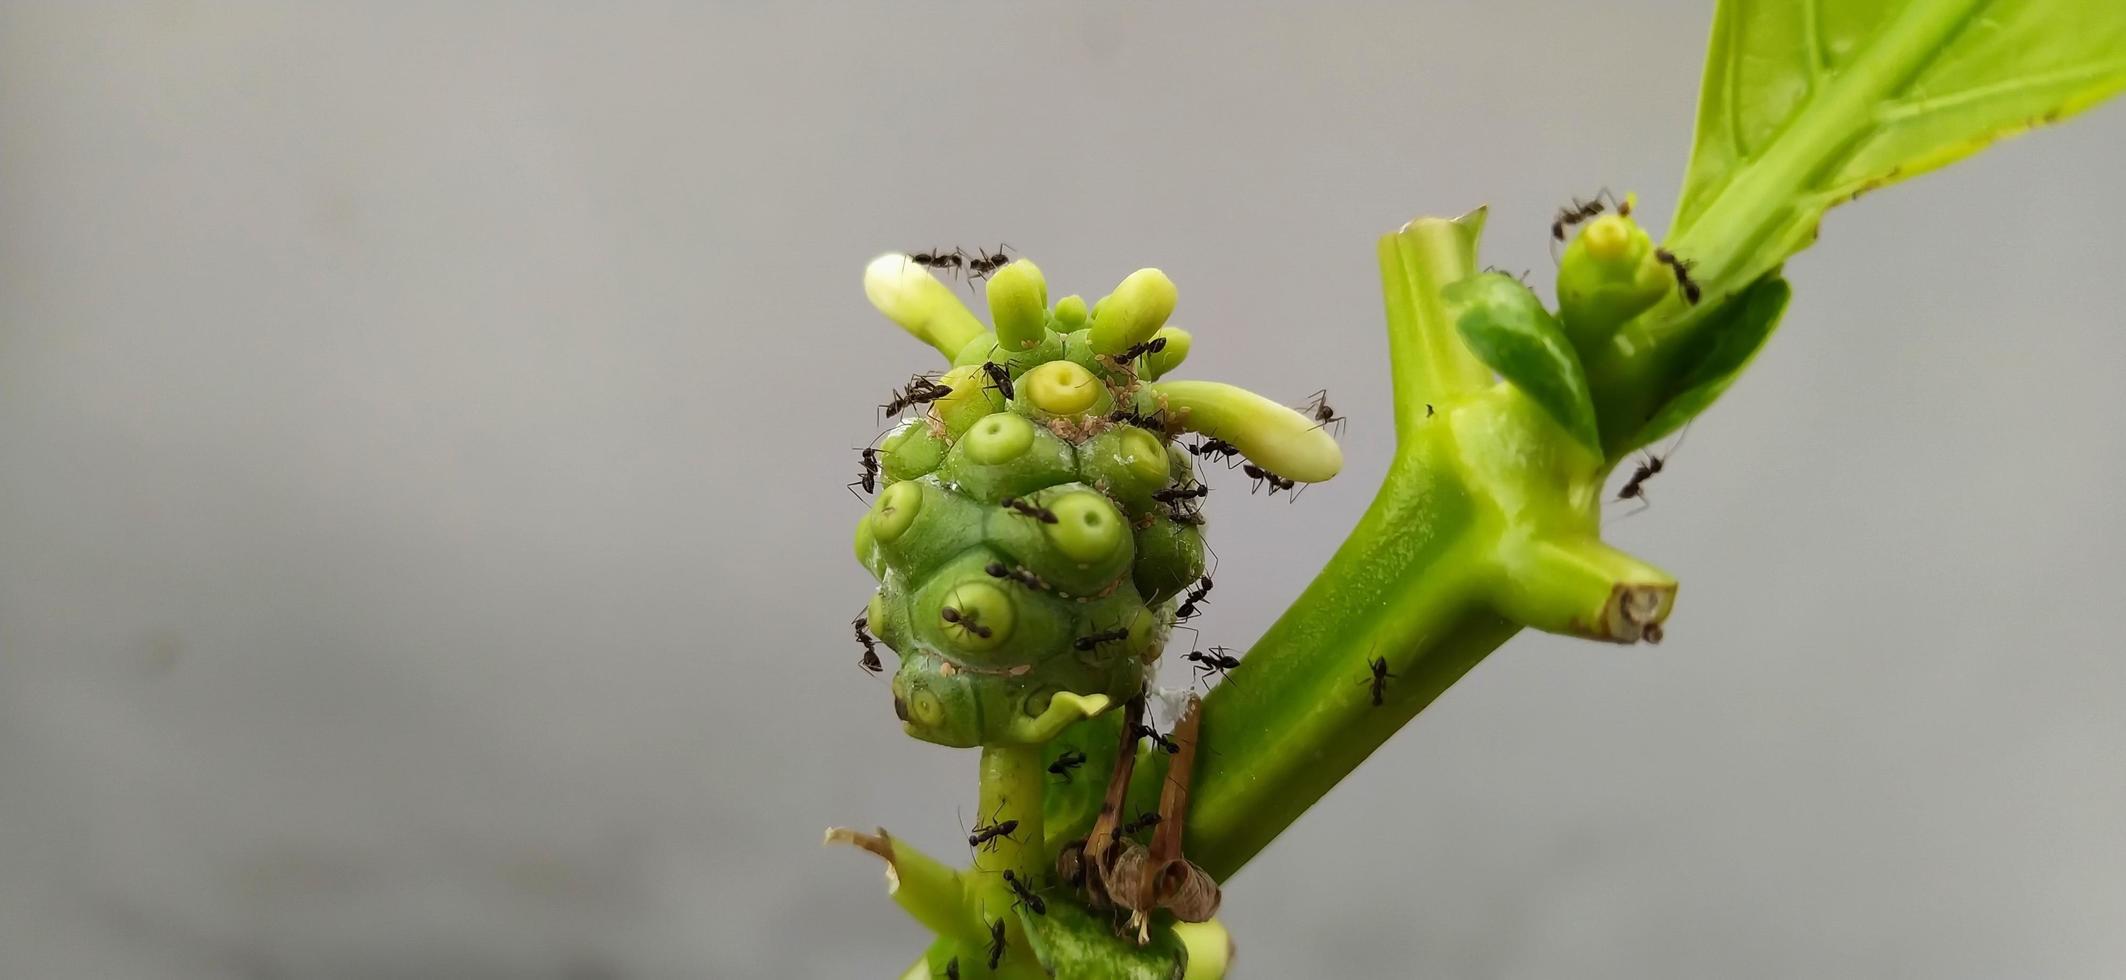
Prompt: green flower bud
<box><xmin>1133</xmin><ymin>514</ymin><xmax>1208</xmax><ymax>605</ymax></box>
<box><xmin>1090</xmin><ymin>268</ymin><xmax>1178</xmax><ymax>355</ymax></box>
<box><xmin>1077</xmin><ymin>425</ymin><xmax>1171</xmax><ymax>517</ymax></box>
<box><xmin>1020</xmin><ymin>360</ymin><xmax>1110</xmax><ymax>418</ymax></box>
<box><xmin>1046</xmin><ymin>490</ymin><xmax>1131</xmax><ymax>564</ymax></box>
<box><xmin>1141</xmin><ymin>326</ymin><xmax>1191</xmax><ymax>380</ymax></box>
<box><xmin>986</xmin><ymin>484</ymin><xmax>1135</xmax><ymax>597</ymax></box>
<box><xmin>929</xmin><ymin>364</ymin><xmax>1005</xmax><ymax>435</ymax></box>
<box><xmin>1148</xmin><ymin>379</ymin><xmax>1343</xmax><ymax>484</ymax></box>
<box><xmin>987</xmin><ymin>259</ymin><xmax>1049</xmax><ymax>352</ymax></box>
<box><xmin>1051</xmin><ymin>294</ymin><xmax>1089</xmax><ymax>332</ymax></box>
<box><xmin>879</xmin><ymin>420</ymin><xmax>948</xmax><ymax>484</ymax></box>
<box><xmin>864</xmin><ymin>254</ymin><xmax>988</xmax><ymax>359</ymax></box>
<box><xmin>1555</xmin><ymin>209</ymin><xmax>1672</xmax><ymax>353</ymax></box>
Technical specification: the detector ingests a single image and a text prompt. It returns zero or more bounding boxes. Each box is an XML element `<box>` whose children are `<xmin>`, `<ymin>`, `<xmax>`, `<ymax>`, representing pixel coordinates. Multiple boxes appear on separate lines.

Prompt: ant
<box><xmin>941</xmin><ymin>604</ymin><xmax>993</xmax><ymax>640</ymax></box>
<box><xmin>1108</xmin><ymin>407</ymin><xmax>1167</xmax><ymax>432</ymax></box>
<box><xmin>966</xmin><ymin>244</ymin><xmax>1013</xmax><ymax>281</ymax></box>
<box><xmin>1134</xmin><ymin>723</ymin><xmax>1179</xmax><ymax>754</ymax></box>
<box><xmin>986</xmin><ymin>918</ymin><xmax>1008</xmax><ymax>970</ymax></box>
<box><xmin>1168</xmin><ymin>507</ymin><xmax>1206</xmax><ymax>527</ymax></box>
<box><xmin>1074</xmin><ymin>626</ymin><xmax>1130</xmax><ymax>651</ymax></box>
<box><xmin>1614</xmin><ymin>425</ymin><xmax>1689</xmax><ymax>517</ymax></box>
<box><xmin>1654</xmin><ymin>247</ymin><xmax>1702</xmax><ymax>304</ymax></box>
<box><xmin>1242</xmin><ymin>462</ymin><xmax>1297</xmax><ymax>496</ymax></box>
<box><xmin>985</xmin><ymin>560</ymin><xmax>1049</xmax><ymax>592</ymax></box>
<box><xmin>1120</xmin><ymin>811</ymin><xmax>1162</xmax><ymax>836</ymax></box>
<box><xmin>1365</xmin><ymin>655</ymin><xmax>1396</xmax><ymax>707</ymax></box>
<box><xmin>1301</xmin><ymin>389</ymin><xmax>1347</xmax><ymax>437</ymax></box>
<box><xmin>940</xmin><ymin>957</ymin><xmax>959</xmax><ymax>980</ymax></box>
<box><xmin>1001</xmin><ymin>869</ymin><xmax>1047</xmax><ymax>916</ymax></box>
<box><xmin>1186</xmin><ymin>436</ymin><xmax>1242</xmax><ymax>467</ymax></box>
<box><xmin>853</xmin><ymin>614</ymin><xmax>883</xmax><ymax>675</ymax></box>
<box><xmin>1152</xmin><ymin>484</ymin><xmax>1209</xmax><ymax>504</ymax></box>
<box><xmin>910</xmin><ymin>248</ymin><xmax>966</xmax><ymax>278</ymax></box>
<box><xmin>1048</xmin><ymin>748</ymin><xmax>1087</xmax><ymax>783</ymax></box>
<box><xmin>1115</xmin><ymin>336</ymin><xmax>1167</xmax><ymax>362</ymax></box>
<box><xmin>1174</xmin><ymin>575</ymin><xmax>1214</xmax><ymax>621</ymax></box>
<box><xmin>1551</xmin><ymin>190</ymin><xmax>1628</xmax><ymax>245</ymax></box>
<box><xmin>880</xmin><ymin>377</ymin><xmax>952</xmax><ymax>420</ymax></box>
<box><xmin>848</xmin><ymin>447</ymin><xmax>879</xmax><ymax>500</ymax></box>
<box><xmin>1185</xmin><ymin>646</ymin><xmax>1241</xmax><ymax>685</ymax></box>
<box><xmin>979</xmin><ymin>361</ymin><xmax>1015</xmax><ymax>400</ymax></box>
<box><xmin>966</xmin><ymin>803</ymin><xmax>1020</xmax><ymax>853</ymax></box>
<box><xmin>1000</xmin><ymin>496</ymin><xmax>1059</xmax><ymax>524</ymax></box>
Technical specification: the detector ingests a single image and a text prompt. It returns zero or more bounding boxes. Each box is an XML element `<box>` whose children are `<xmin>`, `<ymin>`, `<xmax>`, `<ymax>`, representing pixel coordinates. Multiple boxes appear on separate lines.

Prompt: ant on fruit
<box><xmin>979</xmin><ymin>361</ymin><xmax>1015</xmax><ymax>400</ymax></box>
<box><xmin>1186</xmin><ymin>437</ymin><xmax>1242</xmax><ymax>467</ymax></box>
<box><xmin>1116</xmin><ymin>336</ymin><xmax>1166</xmax><ymax>362</ymax></box>
<box><xmin>941</xmin><ymin>604</ymin><xmax>993</xmax><ymax>640</ymax></box>
<box><xmin>1108</xmin><ymin>406</ymin><xmax>1168</xmax><ymax>433</ymax></box>
<box><xmin>853</xmin><ymin>613</ymin><xmax>883</xmax><ymax>675</ymax></box>
<box><xmin>1300</xmin><ymin>389</ymin><xmax>1346</xmax><ymax>437</ymax></box>
<box><xmin>1074</xmin><ymin>626</ymin><xmax>1130</xmax><ymax>651</ymax></box>
<box><xmin>1152</xmin><ymin>484</ymin><xmax>1209</xmax><ymax>505</ymax></box>
<box><xmin>985</xmin><ymin>561</ymin><xmax>1049</xmax><ymax>592</ymax></box>
<box><xmin>986</xmin><ymin>918</ymin><xmax>1008</xmax><ymax>970</ymax></box>
<box><xmin>880</xmin><ymin>376</ymin><xmax>952</xmax><ymax>421</ymax></box>
<box><xmin>1173</xmin><ymin>575</ymin><xmax>1214</xmax><ymax>621</ymax></box>
<box><xmin>1242</xmin><ymin>462</ymin><xmax>1296</xmax><ymax>496</ymax></box>
<box><xmin>1000</xmin><ymin>496</ymin><xmax>1059</xmax><ymax>524</ymax></box>
<box><xmin>966</xmin><ymin>244</ymin><xmax>1013</xmax><ymax>282</ymax></box>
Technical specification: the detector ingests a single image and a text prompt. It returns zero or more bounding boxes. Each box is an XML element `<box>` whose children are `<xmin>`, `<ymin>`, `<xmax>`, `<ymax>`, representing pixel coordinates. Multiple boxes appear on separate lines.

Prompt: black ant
<box><xmin>1074</xmin><ymin>626</ymin><xmax>1130</xmax><ymax>651</ymax></box>
<box><xmin>910</xmin><ymin>248</ymin><xmax>966</xmax><ymax>278</ymax></box>
<box><xmin>1186</xmin><ymin>437</ymin><xmax>1242</xmax><ymax>467</ymax></box>
<box><xmin>1551</xmin><ymin>190</ymin><xmax>1628</xmax><ymax>244</ymax></box>
<box><xmin>880</xmin><ymin>377</ymin><xmax>952</xmax><ymax>420</ymax></box>
<box><xmin>1242</xmin><ymin>462</ymin><xmax>1297</xmax><ymax>496</ymax></box>
<box><xmin>979</xmin><ymin>361</ymin><xmax>1015</xmax><ymax>400</ymax></box>
<box><xmin>1365</xmin><ymin>655</ymin><xmax>1396</xmax><ymax>707</ymax></box>
<box><xmin>1654</xmin><ymin>247</ymin><xmax>1702</xmax><ymax>304</ymax></box>
<box><xmin>1301</xmin><ymin>389</ymin><xmax>1346</xmax><ymax>437</ymax></box>
<box><xmin>1614</xmin><ymin>426</ymin><xmax>1688</xmax><ymax>517</ymax></box>
<box><xmin>1115</xmin><ymin>337</ymin><xmax>1167</xmax><ymax>362</ymax></box>
<box><xmin>940</xmin><ymin>956</ymin><xmax>959</xmax><ymax>980</ymax></box>
<box><xmin>1168</xmin><ymin>507</ymin><xmax>1206</xmax><ymax>527</ymax></box>
<box><xmin>1121</xmin><ymin>811</ymin><xmax>1162</xmax><ymax>836</ymax></box>
<box><xmin>1185</xmin><ymin>646</ymin><xmax>1241</xmax><ymax>685</ymax></box>
<box><xmin>1108</xmin><ymin>407</ymin><xmax>1167</xmax><ymax>432</ymax></box>
<box><xmin>941</xmin><ymin>604</ymin><xmax>993</xmax><ymax>640</ymax></box>
<box><xmin>1152</xmin><ymin>484</ymin><xmax>1209</xmax><ymax>504</ymax></box>
<box><xmin>966</xmin><ymin>244</ymin><xmax>1013</xmax><ymax>281</ymax></box>
<box><xmin>1173</xmin><ymin>575</ymin><xmax>1214</xmax><ymax>620</ymax></box>
<box><xmin>986</xmin><ymin>918</ymin><xmax>1008</xmax><ymax>970</ymax></box>
<box><xmin>1000</xmin><ymin>496</ymin><xmax>1059</xmax><ymax>524</ymax></box>
<box><xmin>1048</xmin><ymin>748</ymin><xmax>1087</xmax><ymax>783</ymax></box>
<box><xmin>966</xmin><ymin>803</ymin><xmax>1020</xmax><ymax>853</ymax></box>
<box><xmin>848</xmin><ymin>447</ymin><xmax>879</xmax><ymax>500</ymax></box>
<box><xmin>853</xmin><ymin>613</ymin><xmax>883</xmax><ymax>675</ymax></box>
<box><xmin>1134</xmin><ymin>724</ymin><xmax>1179</xmax><ymax>754</ymax></box>
<box><xmin>985</xmin><ymin>560</ymin><xmax>1049</xmax><ymax>592</ymax></box>
<box><xmin>1001</xmin><ymin>869</ymin><xmax>1046</xmax><ymax>916</ymax></box>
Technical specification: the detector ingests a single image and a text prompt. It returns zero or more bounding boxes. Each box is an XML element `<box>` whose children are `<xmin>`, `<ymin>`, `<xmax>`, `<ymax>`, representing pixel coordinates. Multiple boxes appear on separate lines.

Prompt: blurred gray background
<box><xmin>3</xmin><ymin>2</ymin><xmax>2122</xmax><ymax>978</ymax></box>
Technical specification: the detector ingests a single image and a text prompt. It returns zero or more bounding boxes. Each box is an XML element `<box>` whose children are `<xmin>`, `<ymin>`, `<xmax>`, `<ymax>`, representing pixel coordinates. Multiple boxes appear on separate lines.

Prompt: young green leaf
<box><xmin>1669</xmin><ymin>0</ymin><xmax>2126</xmax><ymax>303</ymax></box>
<box><xmin>1441</xmin><ymin>273</ymin><xmax>1602</xmax><ymax>451</ymax></box>
<box><xmin>1631</xmin><ymin>274</ymin><xmax>1793</xmax><ymax>451</ymax></box>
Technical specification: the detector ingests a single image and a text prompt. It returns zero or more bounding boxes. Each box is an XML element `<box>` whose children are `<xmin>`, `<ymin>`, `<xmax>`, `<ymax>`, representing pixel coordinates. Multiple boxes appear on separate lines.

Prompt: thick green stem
<box><xmin>978</xmin><ymin>743</ymin><xmax>1047</xmax><ymax>882</ymax></box>
<box><xmin>1377</xmin><ymin>211</ymin><xmax>1493</xmax><ymax>441</ymax></box>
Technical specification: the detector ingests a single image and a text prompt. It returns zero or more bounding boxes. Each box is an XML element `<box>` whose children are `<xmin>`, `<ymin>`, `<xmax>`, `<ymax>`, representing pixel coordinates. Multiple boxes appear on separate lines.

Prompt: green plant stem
<box><xmin>979</xmin><ymin>742</ymin><xmax>1046</xmax><ymax>881</ymax></box>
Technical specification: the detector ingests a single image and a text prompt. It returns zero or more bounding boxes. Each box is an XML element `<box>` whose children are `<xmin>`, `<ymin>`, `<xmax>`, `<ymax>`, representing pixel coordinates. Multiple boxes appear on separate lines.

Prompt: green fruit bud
<box><xmin>870</xmin><ymin>479</ymin><xmax>984</xmax><ymax>582</ymax></box>
<box><xmin>1046</xmin><ymin>491</ymin><xmax>1129</xmax><ymax>564</ymax></box>
<box><xmin>1556</xmin><ymin>210</ymin><xmax>1672</xmax><ymax>354</ymax></box>
<box><xmin>1051</xmin><ymin>294</ymin><xmax>1088</xmax><ymax>332</ymax></box>
<box><xmin>1078</xmin><ymin>425</ymin><xmax>1171</xmax><ymax>516</ymax></box>
<box><xmin>1141</xmin><ymin>326</ymin><xmax>1191</xmax><ymax>380</ymax></box>
<box><xmin>868</xmin><ymin>481</ymin><xmax>922</xmax><ymax>544</ymax></box>
<box><xmin>879</xmin><ymin>420</ymin><xmax>948</xmax><ymax>483</ymax></box>
<box><xmin>1020</xmin><ymin>360</ymin><xmax>1108</xmax><ymax>418</ymax></box>
<box><xmin>1133</xmin><ymin>515</ymin><xmax>1208</xmax><ymax>604</ymax></box>
<box><xmin>930</xmin><ymin>364</ymin><xmax>1005</xmax><ymax>435</ymax></box>
<box><xmin>987</xmin><ymin>260</ymin><xmax>1048</xmax><ymax>351</ymax></box>
<box><xmin>934</xmin><ymin>579</ymin><xmax>1016</xmax><ymax>651</ymax></box>
<box><xmin>940</xmin><ymin>417</ymin><xmax>1077</xmax><ymax>503</ymax></box>
<box><xmin>1090</xmin><ymin>269</ymin><xmax>1177</xmax><ymax>355</ymax></box>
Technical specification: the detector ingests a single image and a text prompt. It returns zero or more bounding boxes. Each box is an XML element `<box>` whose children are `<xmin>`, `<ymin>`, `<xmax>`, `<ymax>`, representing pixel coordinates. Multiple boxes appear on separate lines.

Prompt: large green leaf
<box><xmin>1669</xmin><ymin>0</ymin><xmax>2126</xmax><ymax>297</ymax></box>
<box><xmin>1442</xmin><ymin>273</ymin><xmax>1602</xmax><ymax>452</ymax></box>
